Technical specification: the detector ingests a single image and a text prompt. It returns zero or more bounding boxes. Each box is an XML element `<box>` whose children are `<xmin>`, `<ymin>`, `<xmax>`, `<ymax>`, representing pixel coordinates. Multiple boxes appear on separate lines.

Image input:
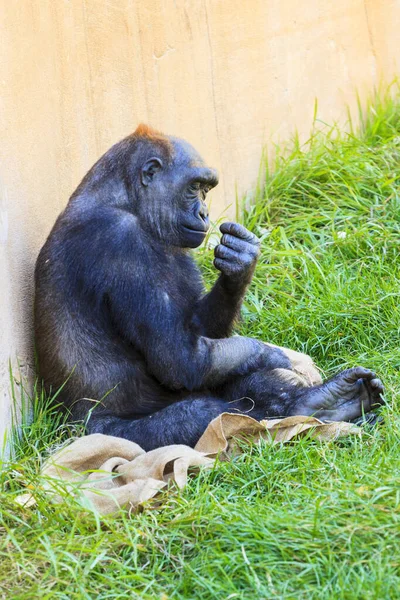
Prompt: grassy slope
<box><xmin>2</xmin><ymin>91</ymin><xmax>400</xmax><ymax>599</ymax></box>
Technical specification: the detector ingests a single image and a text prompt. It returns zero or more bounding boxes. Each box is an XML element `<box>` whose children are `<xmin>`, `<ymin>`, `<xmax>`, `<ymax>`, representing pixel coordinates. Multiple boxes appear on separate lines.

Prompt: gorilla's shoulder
<box><xmin>70</xmin><ymin>205</ymin><xmax>140</xmax><ymax>241</ymax></box>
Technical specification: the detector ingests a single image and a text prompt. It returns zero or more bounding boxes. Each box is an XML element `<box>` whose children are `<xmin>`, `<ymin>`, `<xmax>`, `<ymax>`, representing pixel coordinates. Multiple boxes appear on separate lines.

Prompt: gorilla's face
<box><xmin>137</xmin><ymin>137</ymin><xmax>218</xmax><ymax>248</ymax></box>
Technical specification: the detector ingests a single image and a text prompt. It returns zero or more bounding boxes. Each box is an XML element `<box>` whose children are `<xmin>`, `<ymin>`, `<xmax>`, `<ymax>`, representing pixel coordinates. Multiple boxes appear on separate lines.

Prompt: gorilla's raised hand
<box><xmin>192</xmin><ymin>222</ymin><xmax>260</xmax><ymax>338</ymax></box>
<box><xmin>214</xmin><ymin>222</ymin><xmax>260</xmax><ymax>285</ymax></box>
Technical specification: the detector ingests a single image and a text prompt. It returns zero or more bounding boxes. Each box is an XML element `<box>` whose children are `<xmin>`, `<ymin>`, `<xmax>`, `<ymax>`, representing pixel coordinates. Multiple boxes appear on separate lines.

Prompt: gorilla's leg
<box><xmin>86</xmin><ymin>368</ymin><xmax>383</xmax><ymax>451</ymax></box>
<box><xmin>86</xmin><ymin>397</ymin><xmax>235</xmax><ymax>451</ymax></box>
<box><xmin>219</xmin><ymin>366</ymin><xmax>384</xmax><ymax>422</ymax></box>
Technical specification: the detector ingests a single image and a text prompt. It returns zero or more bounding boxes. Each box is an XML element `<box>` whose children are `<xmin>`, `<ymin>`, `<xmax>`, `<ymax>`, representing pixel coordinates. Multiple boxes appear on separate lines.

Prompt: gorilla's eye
<box><xmin>188</xmin><ymin>181</ymin><xmax>201</xmax><ymax>194</ymax></box>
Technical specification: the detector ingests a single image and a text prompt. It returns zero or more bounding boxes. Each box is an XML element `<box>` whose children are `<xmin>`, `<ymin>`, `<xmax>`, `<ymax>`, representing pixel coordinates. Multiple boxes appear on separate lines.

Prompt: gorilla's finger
<box><xmin>221</xmin><ymin>234</ymin><xmax>260</xmax><ymax>255</ymax></box>
<box><xmin>220</xmin><ymin>222</ymin><xmax>259</xmax><ymax>244</ymax></box>
<box><xmin>215</xmin><ymin>244</ymin><xmax>243</xmax><ymax>262</ymax></box>
<box><xmin>213</xmin><ymin>257</ymin><xmax>230</xmax><ymax>272</ymax></box>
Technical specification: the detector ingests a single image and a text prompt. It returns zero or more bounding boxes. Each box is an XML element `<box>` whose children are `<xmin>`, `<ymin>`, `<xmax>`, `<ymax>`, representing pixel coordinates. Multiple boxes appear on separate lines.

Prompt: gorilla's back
<box><xmin>34</xmin><ymin>221</ymin><xmax>178</xmax><ymax>418</ymax></box>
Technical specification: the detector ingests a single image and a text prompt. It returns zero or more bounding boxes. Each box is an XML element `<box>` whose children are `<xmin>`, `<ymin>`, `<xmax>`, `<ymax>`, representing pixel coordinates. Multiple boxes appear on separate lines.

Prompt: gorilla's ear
<box><xmin>141</xmin><ymin>157</ymin><xmax>163</xmax><ymax>186</ymax></box>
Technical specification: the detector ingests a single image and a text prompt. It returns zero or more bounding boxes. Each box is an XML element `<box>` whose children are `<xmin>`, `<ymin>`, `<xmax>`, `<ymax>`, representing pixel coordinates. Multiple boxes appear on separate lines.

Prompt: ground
<box><xmin>1</xmin><ymin>90</ymin><xmax>400</xmax><ymax>599</ymax></box>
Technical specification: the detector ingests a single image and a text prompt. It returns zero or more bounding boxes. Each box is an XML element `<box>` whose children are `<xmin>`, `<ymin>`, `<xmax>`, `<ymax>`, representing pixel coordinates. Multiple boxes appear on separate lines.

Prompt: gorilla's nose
<box><xmin>200</xmin><ymin>204</ymin><xmax>209</xmax><ymax>219</ymax></box>
<box><xmin>199</xmin><ymin>204</ymin><xmax>209</xmax><ymax>222</ymax></box>
<box><xmin>197</xmin><ymin>204</ymin><xmax>210</xmax><ymax>230</ymax></box>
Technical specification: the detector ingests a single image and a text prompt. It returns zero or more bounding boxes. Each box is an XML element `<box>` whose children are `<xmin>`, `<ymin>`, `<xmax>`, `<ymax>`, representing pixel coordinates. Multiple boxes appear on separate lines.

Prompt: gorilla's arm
<box><xmin>110</xmin><ymin>285</ymin><xmax>280</xmax><ymax>391</ymax></box>
<box><xmin>107</xmin><ymin>263</ymin><xmax>286</xmax><ymax>392</ymax></box>
<box><xmin>192</xmin><ymin>275</ymin><xmax>246</xmax><ymax>338</ymax></box>
<box><xmin>192</xmin><ymin>223</ymin><xmax>260</xmax><ymax>338</ymax></box>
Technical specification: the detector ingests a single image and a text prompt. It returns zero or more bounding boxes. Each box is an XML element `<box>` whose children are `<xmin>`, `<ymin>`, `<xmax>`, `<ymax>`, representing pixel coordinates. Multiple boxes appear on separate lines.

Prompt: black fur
<box><xmin>34</xmin><ymin>126</ymin><xmax>384</xmax><ymax>450</ymax></box>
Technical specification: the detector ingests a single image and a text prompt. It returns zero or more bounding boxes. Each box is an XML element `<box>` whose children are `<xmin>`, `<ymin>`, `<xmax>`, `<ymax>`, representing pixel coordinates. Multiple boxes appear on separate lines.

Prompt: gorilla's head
<box><xmin>130</xmin><ymin>125</ymin><xmax>219</xmax><ymax>248</ymax></box>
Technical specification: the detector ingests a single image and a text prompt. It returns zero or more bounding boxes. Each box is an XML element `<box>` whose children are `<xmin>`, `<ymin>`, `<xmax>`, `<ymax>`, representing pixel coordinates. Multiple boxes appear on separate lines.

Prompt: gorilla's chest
<box><xmin>153</xmin><ymin>253</ymin><xmax>203</xmax><ymax>309</ymax></box>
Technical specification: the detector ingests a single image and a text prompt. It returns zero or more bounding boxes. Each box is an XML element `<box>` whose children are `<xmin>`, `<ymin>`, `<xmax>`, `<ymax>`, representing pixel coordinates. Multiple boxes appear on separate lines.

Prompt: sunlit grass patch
<box><xmin>2</xmin><ymin>88</ymin><xmax>400</xmax><ymax>598</ymax></box>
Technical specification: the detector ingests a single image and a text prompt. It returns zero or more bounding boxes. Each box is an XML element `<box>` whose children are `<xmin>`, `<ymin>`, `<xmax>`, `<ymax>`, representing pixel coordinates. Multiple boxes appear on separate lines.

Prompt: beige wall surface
<box><xmin>1</xmin><ymin>0</ymin><xmax>399</xmax><ymax>444</ymax></box>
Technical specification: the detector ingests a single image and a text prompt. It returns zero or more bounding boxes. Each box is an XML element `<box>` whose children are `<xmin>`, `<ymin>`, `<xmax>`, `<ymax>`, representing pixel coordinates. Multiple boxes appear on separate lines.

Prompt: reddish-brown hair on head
<box><xmin>133</xmin><ymin>123</ymin><xmax>162</xmax><ymax>138</ymax></box>
<box><xmin>131</xmin><ymin>123</ymin><xmax>173</xmax><ymax>158</ymax></box>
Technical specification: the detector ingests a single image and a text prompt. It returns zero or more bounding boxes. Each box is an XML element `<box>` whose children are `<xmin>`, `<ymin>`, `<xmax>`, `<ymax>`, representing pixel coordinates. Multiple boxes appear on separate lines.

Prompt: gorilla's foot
<box><xmin>295</xmin><ymin>367</ymin><xmax>384</xmax><ymax>422</ymax></box>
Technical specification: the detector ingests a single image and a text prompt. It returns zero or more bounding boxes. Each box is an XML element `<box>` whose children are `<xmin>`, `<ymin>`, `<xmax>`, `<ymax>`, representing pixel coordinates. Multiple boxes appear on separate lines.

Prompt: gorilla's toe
<box><xmin>366</xmin><ymin>377</ymin><xmax>385</xmax><ymax>409</ymax></box>
<box><xmin>295</xmin><ymin>366</ymin><xmax>385</xmax><ymax>422</ymax></box>
<box><xmin>351</xmin><ymin>412</ymin><xmax>384</xmax><ymax>427</ymax></box>
<box><xmin>343</xmin><ymin>366</ymin><xmax>376</xmax><ymax>383</ymax></box>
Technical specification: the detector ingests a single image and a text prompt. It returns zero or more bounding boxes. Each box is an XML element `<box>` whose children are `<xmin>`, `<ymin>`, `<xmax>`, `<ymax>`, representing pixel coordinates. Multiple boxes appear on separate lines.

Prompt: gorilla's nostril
<box><xmin>200</xmin><ymin>206</ymin><xmax>209</xmax><ymax>221</ymax></box>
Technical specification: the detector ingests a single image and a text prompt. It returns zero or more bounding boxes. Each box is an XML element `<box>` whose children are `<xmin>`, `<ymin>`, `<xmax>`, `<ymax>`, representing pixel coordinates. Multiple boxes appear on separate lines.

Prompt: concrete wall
<box><xmin>1</xmin><ymin>0</ymin><xmax>400</xmax><ymax>443</ymax></box>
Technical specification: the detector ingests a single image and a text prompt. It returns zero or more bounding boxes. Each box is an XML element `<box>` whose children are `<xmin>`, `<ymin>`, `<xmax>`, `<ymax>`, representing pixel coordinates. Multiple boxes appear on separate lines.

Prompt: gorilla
<box><xmin>34</xmin><ymin>124</ymin><xmax>384</xmax><ymax>450</ymax></box>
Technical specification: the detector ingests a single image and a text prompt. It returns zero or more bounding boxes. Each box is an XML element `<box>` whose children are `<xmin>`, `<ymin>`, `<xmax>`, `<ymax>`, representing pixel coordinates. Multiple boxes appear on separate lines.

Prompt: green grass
<box><xmin>2</xmin><ymin>88</ymin><xmax>400</xmax><ymax>598</ymax></box>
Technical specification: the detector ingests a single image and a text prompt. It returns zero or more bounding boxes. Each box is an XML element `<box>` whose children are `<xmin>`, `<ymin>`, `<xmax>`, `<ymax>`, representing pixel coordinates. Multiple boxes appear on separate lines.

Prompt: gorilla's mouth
<box><xmin>182</xmin><ymin>226</ymin><xmax>208</xmax><ymax>236</ymax></box>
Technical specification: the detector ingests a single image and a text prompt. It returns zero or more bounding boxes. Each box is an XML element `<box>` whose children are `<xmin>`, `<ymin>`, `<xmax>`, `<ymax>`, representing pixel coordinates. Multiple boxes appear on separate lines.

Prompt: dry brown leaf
<box><xmin>15</xmin><ymin>414</ymin><xmax>360</xmax><ymax>515</ymax></box>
